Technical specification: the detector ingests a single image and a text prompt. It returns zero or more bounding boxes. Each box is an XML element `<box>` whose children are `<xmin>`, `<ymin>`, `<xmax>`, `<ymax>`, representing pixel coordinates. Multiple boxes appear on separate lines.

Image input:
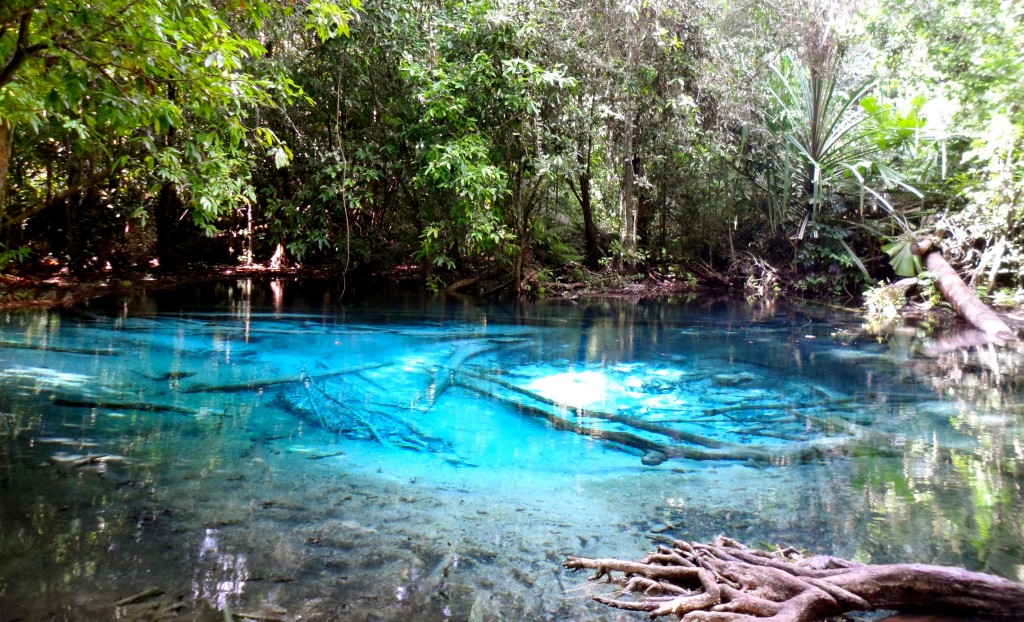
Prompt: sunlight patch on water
<box><xmin>1</xmin><ymin>365</ymin><xmax>94</xmax><ymax>390</ymax></box>
<box><xmin>526</xmin><ymin>370</ymin><xmax>608</xmax><ymax>408</ymax></box>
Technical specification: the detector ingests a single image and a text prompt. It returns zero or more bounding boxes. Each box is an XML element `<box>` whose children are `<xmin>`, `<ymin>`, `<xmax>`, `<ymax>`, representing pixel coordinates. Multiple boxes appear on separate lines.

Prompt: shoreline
<box><xmin>3</xmin><ymin>267</ymin><xmax>1023</xmax><ymax>341</ymax></box>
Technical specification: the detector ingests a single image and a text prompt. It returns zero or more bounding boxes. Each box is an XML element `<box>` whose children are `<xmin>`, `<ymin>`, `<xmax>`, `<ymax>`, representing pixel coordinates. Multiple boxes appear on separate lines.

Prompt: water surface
<box><xmin>1</xmin><ymin>281</ymin><xmax>1022</xmax><ymax>621</ymax></box>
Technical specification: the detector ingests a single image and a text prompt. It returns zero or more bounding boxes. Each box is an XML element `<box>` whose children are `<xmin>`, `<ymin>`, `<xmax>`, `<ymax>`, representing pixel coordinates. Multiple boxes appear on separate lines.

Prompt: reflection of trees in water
<box><xmin>849</xmin><ymin>331</ymin><xmax>1024</xmax><ymax>578</ymax></box>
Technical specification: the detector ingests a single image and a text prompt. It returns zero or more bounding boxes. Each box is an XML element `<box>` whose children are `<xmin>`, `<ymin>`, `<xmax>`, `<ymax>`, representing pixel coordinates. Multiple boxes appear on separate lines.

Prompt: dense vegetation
<box><xmin>1</xmin><ymin>0</ymin><xmax>1021</xmax><ymax>301</ymax></box>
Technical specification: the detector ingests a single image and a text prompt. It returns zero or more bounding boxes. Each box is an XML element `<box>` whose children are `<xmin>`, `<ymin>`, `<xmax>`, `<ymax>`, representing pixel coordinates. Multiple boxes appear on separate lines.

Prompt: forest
<box><xmin>1</xmin><ymin>0</ymin><xmax>1022</xmax><ymax>303</ymax></box>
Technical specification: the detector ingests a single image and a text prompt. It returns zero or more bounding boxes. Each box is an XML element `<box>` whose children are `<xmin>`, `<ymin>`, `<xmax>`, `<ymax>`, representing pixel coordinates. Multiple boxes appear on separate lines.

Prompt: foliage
<box><xmin>0</xmin><ymin>243</ymin><xmax>29</xmax><ymax>271</ymax></box>
<box><xmin>883</xmin><ymin>237</ymin><xmax>923</xmax><ymax>278</ymax></box>
<box><xmin>1</xmin><ymin>0</ymin><xmax>1021</xmax><ymax>303</ymax></box>
<box><xmin>868</xmin><ymin>0</ymin><xmax>1024</xmax><ymax>289</ymax></box>
<box><xmin>0</xmin><ymin>0</ymin><xmax>358</xmax><ymax>271</ymax></box>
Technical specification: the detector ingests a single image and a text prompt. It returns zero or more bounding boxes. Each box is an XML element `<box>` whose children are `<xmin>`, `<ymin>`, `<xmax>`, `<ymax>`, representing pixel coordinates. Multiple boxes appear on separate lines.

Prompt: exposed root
<box><xmin>564</xmin><ymin>536</ymin><xmax>1024</xmax><ymax>621</ymax></box>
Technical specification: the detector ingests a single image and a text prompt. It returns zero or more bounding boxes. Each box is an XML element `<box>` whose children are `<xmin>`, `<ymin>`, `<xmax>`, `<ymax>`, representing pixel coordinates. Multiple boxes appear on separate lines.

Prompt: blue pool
<box><xmin>0</xmin><ymin>280</ymin><xmax>1022</xmax><ymax>620</ymax></box>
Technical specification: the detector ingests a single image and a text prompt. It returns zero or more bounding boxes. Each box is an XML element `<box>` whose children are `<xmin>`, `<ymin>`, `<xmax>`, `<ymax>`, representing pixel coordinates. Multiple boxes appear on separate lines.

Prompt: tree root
<box><xmin>564</xmin><ymin>536</ymin><xmax>1024</xmax><ymax>620</ymax></box>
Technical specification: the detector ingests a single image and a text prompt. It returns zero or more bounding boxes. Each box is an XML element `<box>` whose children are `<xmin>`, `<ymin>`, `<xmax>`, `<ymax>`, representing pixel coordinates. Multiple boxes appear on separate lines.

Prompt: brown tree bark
<box><xmin>0</xmin><ymin>117</ymin><xmax>11</xmax><ymax>229</ymax></box>
<box><xmin>578</xmin><ymin>170</ymin><xmax>600</xmax><ymax>270</ymax></box>
<box><xmin>155</xmin><ymin>181</ymin><xmax>183</xmax><ymax>271</ymax></box>
<box><xmin>618</xmin><ymin>114</ymin><xmax>638</xmax><ymax>271</ymax></box>
<box><xmin>913</xmin><ymin>239</ymin><xmax>1017</xmax><ymax>341</ymax></box>
<box><xmin>564</xmin><ymin>537</ymin><xmax>1024</xmax><ymax>621</ymax></box>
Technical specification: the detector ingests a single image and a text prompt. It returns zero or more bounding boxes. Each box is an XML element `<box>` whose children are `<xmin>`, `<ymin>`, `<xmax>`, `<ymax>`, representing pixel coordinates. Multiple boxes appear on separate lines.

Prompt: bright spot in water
<box><xmin>527</xmin><ymin>371</ymin><xmax>608</xmax><ymax>408</ymax></box>
<box><xmin>0</xmin><ymin>366</ymin><xmax>93</xmax><ymax>389</ymax></box>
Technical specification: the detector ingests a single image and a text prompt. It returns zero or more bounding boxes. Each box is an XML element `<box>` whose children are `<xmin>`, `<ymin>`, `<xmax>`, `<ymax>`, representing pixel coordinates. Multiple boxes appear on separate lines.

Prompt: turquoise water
<box><xmin>1</xmin><ymin>280</ymin><xmax>1023</xmax><ymax>621</ymax></box>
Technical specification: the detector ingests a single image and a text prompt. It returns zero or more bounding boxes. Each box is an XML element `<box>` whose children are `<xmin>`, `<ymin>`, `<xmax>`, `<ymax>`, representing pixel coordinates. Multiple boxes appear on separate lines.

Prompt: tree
<box><xmin>868</xmin><ymin>0</ymin><xmax>1024</xmax><ymax>292</ymax></box>
<box><xmin>0</xmin><ymin>0</ymin><xmax>356</xmax><ymax>271</ymax></box>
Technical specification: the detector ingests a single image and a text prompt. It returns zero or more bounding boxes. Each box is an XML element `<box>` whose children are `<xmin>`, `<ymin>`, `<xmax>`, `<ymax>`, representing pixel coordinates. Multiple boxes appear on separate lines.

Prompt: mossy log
<box><xmin>564</xmin><ymin>536</ymin><xmax>1024</xmax><ymax>620</ymax></box>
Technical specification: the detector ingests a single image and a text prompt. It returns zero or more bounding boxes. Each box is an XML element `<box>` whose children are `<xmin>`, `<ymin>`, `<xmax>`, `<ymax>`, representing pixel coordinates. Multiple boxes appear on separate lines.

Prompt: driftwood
<box><xmin>547</xmin><ymin>281</ymin><xmax>586</xmax><ymax>291</ymax></box>
<box><xmin>922</xmin><ymin>326</ymin><xmax>1002</xmax><ymax>356</ymax></box>
<box><xmin>281</xmin><ymin>373</ymin><xmax>475</xmax><ymax>465</ymax></box>
<box><xmin>564</xmin><ymin>536</ymin><xmax>1024</xmax><ymax>621</ymax></box>
<box><xmin>913</xmin><ymin>238</ymin><xmax>1017</xmax><ymax>341</ymax></box>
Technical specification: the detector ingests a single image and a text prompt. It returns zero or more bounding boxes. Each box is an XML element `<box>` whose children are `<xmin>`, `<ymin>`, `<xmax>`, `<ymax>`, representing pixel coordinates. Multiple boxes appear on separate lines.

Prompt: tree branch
<box><xmin>53</xmin><ymin>43</ymin><xmax>128</xmax><ymax>96</ymax></box>
<box><xmin>3</xmin><ymin>166</ymin><xmax>114</xmax><ymax>229</ymax></box>
<box><xmin>0</xmin><ymin>9</ymin><xmax>36</xmax><ymax>89</ymax></box>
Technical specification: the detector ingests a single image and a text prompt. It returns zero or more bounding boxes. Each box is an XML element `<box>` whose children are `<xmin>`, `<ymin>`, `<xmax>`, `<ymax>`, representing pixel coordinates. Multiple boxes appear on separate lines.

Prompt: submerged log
<box><xmin>52</xmin><ymin>397</ymin><xmax>200</xmax><ymax>415</ymax></box>
<box><xmin>913</xmin><ymin>238</ymin><xmax>1017</xmax><ymax>341</ymax></box>
<box><xmin>424</xmin><ymin>341</ymin><xmax>505</xmax><ymax>407</ymax></box>
<box><xmin>564</xmin><ymin>536</ymin><xmax>1024</xmax><ymax>620</ymax></box>
<box><xmin>182</xmin><ymin>362</ymin><xmax>387</xmax><ymax>393</ymax></box>
<box><xmin>454</xmin><ymin>375</ymin><xmax>887</xmax><ymax>465</ymax></box>
<box><xmin>0</xmin><ymin>340</ymin><xmax>119</xmax><ymax>355</ymax></box>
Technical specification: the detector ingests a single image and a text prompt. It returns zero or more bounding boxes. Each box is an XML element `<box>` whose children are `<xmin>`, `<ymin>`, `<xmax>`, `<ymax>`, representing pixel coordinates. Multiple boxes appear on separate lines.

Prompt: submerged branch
<box><xmin>52</xmin><ymin>397</ymin><xmax>200</xmax><ymax>415</ymax></box>
<box><xmin>462</xmin><ymin>370</ymin><xmax>730</xmax><ymax>449</ymax></box>
<box><xmin>0</xmin><ymin>340</ymin><xmax>119</xmax><ymax>355</ymax></box>
<box><xmin>182</xmin><ymin>362</ymin><xmax>388</xmax><ymax>393</ymax></box>
<box><xmin>453</xmin><ymin>375</ymin><xmax>884</xmax><ymax>465</ymax></box>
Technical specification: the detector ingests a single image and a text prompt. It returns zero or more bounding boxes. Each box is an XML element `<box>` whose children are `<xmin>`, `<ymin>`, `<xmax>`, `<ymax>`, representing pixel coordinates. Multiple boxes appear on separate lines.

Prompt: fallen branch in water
<box><xmin>182</xmin><ymin>362</ymin><xmax>387</xmax><ymax>393</ymax></box>
<box><xmin>112</xmin><ymin>587</ymin><xmax>164</xmax><ymax>607</ymax></box>
<box><xmin>453</xmin><ymin>375</ymin><xmax>890</xmax><ymax>465</ymax></box>
<box><xmin>564</xmin><ymin>536</ymin><xmax>1024</xmax><ymax>620</ymax></box>
<box><xmin>462</xmin><ymin>370</ymin><xmax>730</xmax><ymax>448</ymax></box>
<box><xmin>52</xmin><ymin>397</ymin><xmax>200</xmax><ymax>415</ymax></box>
<box><xmin>423</xmin><ymin>340</ymin><xmax>510</xmax><ymax>407</ymax></box>
<box><xmin>0</xmin><ymin>340</ymin><xmax>119</xmax><ymax>355</ymax></box>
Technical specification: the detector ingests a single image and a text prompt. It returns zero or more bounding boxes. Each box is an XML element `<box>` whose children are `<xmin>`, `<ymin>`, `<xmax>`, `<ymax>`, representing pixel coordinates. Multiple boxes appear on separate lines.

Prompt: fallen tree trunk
<box><xmin>913</xmin><ymin>238</ymin><xmax>1017</xmax><ymax>341</ymax></box>
<box><xmin>564</xmin><ymin>536</ymin><xmax>1024</xmax><ymax>621</ymax></box>
<box><xmin>444</xmin><ymin>276</ymin><xmax>480</xmax><ymax>293</ymax></box>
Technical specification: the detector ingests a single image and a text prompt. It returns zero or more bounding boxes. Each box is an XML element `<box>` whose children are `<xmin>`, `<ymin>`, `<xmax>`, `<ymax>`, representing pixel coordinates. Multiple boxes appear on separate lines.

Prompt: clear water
<box><xmin>1</xmin><ymin>280</ymin><xmax>1023</xmax><ymax>621</ymax></box>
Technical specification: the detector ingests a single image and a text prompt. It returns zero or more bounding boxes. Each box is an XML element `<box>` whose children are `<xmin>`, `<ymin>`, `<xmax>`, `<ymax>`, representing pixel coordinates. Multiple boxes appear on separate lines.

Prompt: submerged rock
<box><xmin>641</xmin><ymin>450</ymin><xmax>668</xmax><ymax>466</ymax></box>
<box><xmin>711</xmin><ymin>372</ymin><xmax>757</xmax><ymax>387</ymax></box>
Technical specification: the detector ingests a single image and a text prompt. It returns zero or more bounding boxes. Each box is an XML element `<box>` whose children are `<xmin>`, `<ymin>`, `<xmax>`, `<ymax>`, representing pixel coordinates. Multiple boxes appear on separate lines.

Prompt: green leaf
<box><xmin>883</xmin><ymin>239</ymin><xmax>923</xmax><ymax>277</ymax></box>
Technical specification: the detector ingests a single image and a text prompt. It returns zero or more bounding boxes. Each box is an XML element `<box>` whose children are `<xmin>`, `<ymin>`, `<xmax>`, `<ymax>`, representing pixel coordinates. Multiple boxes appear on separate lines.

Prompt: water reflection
<box><xmin>0</xmin><ymin>283</ymin><xmax>1021</xmax><ymax>620</ymax></box>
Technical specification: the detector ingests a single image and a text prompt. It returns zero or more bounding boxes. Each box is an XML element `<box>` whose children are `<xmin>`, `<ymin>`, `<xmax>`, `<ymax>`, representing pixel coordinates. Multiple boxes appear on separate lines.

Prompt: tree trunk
<box><xmin>155</xmin><ymin>182</ymin><xmax>182</xmax><ymax>271</ymax></box>
<box><xmin>579</xmin><ymin>171</ymin><xmax>600</xmax><ymax>270</ymax></box>
<box><xmin>0</xmin><ymin>117</ymin><xmax>12</xmax><ymax>231</ymax></box>
<box><xmin>154</xmin><ymin>83</ymin><xmax>180</xmax><ymax>272</ymax></box>
<box><xmin>913</xmin><ymin>239</ymin><xmax>1017</xmax><ymax>341</ymax></box>
<box><xmin>619</xmin><ymin>115</ymin><xmax>637</xmax><ymax>272</ymax></box>
<box><xmin>636</xmin><ymin>184</ymin><xmax>651</xmax><ymax>264</ymax></box>
<box><xmin>564</xmin><ymin>537</ymin><xmax>1024</xmax><ymax>621</ymax></box>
